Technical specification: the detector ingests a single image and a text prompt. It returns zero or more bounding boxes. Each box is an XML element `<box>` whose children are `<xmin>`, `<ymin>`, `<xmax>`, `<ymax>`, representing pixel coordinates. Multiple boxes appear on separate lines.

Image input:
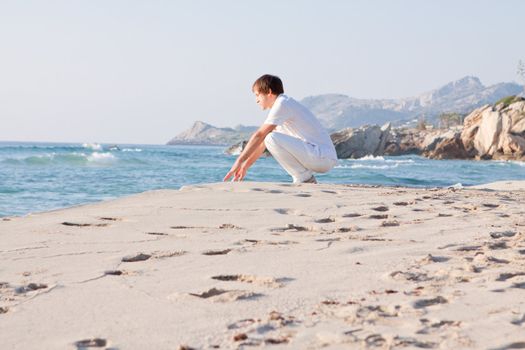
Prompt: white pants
<box><xmin>264</xmin><ymin>132</ymin><xmax>337</xmax><ymax>183</ymax></box>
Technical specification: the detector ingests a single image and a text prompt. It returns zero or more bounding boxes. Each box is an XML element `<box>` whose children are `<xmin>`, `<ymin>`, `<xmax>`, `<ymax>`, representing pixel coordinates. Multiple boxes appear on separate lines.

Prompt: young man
<box><xmin>223</xmin><ymin>74</ymin><xmax>338</xmax><ymax>184</ymax></box>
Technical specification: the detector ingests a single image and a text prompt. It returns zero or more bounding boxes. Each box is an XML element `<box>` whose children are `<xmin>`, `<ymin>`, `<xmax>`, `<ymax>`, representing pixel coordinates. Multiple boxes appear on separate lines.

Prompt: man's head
<box><xmin>252</xmin><ymin>74</ymin><xmax>284</xmax><ymax>110</ymax></box>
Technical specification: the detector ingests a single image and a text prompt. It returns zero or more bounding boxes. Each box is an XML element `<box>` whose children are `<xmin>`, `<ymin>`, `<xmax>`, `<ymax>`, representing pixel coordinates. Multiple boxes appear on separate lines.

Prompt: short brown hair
<box><xmin>252</xmin><ymin>74</ymin><xmax>284</xmax><ymax>95</ymax></box>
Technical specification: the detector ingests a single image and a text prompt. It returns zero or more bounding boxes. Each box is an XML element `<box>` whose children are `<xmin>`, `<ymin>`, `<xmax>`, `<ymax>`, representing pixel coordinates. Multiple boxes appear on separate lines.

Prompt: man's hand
<box><xmin>223</xmin><ymin>123</ymin><xmax>276</xmax><ymax>182</ymax></box>
<box><xmin>223</xmin><ymin>162</ymin><xmax>247</xmax><ymax>182</ymax></box>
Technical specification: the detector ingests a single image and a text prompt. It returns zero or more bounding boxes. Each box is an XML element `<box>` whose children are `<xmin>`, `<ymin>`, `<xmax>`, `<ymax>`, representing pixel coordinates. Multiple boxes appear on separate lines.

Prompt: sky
<box><xmin>1</xmin><ymin>0</ymin><xmax>524</xmax><ymax>144</ymax></box>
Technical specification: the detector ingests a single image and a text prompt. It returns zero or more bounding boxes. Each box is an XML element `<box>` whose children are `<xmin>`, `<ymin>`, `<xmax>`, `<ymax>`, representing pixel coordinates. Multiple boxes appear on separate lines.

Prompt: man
<box><xmin>223</xmin><ymin>74</ymin><xmax>337</xmax><ymax>184</ymax></box>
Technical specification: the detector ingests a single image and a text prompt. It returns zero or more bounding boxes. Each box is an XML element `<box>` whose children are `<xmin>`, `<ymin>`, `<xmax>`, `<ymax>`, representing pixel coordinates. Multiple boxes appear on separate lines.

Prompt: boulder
<box><xmin>331</xmin><ymin>123</ymin><xmax>391</xmax><ymax>159</ymax></box>
<box><xmin>424</xmin><ymin>132</ymin><xmax>469</xmax><ymax>159</ymax></box>
<box><xmin>461</xmin><ymin>98</ymin><xmax>525</xmax><ymax>160</ymax></box>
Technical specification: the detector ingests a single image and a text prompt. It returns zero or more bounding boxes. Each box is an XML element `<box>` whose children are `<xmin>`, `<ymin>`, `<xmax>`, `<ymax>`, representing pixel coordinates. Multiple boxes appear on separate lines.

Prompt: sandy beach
<box><xmin>1</xmin><ymin>181</ymin><xmax>524</xmax><ymax>349</ymax></box>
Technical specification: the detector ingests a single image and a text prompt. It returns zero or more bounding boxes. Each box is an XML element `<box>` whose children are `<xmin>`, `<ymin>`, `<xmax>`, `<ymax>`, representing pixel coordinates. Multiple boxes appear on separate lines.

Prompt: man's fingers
<box><xmin>223</xmin><ymin>170</ymin><xmax>233</xmax><ymax>182</ymax></box>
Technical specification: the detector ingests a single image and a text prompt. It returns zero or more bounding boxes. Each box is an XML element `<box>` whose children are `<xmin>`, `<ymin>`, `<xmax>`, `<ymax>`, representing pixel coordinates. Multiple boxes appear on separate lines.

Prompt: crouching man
<box><xmin>223</xmin><ymin>74</ymin><xmax>337</xmax><ymax>184</ymax></box>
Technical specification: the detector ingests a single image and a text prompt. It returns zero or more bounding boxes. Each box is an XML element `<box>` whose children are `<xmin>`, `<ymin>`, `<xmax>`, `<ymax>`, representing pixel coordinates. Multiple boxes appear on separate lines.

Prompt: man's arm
<box><xmin>223</xmin><ymin>124</ymin><xmax>276</xmax><ymax>181</ymax></box>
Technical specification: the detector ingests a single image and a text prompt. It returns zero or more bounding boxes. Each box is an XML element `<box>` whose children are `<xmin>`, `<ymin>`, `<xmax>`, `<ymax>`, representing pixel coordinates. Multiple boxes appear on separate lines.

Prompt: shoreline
<box><xmin>2</xmin><ymin>180</ymin><xmax>524</xmax><ymax>220</ymax></box>
<box><xmin>1</xmin><ymin>181</ymin><xmax>524</xmax><ymax>348</ymax></box>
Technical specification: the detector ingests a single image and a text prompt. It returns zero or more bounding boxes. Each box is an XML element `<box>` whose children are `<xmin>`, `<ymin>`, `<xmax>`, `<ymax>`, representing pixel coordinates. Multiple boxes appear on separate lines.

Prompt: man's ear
<box><xmin>268</xmin><ymin>89</ymin><xmax>273</xmax><ymax>96</ymax></box>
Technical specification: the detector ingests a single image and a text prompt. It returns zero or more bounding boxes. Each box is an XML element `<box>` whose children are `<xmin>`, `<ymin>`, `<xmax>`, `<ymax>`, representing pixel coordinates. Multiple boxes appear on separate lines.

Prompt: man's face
<box><xmin>254</xmin><ymin>89</ymin><xmax>275</xmax><ymax>110</ymax></box>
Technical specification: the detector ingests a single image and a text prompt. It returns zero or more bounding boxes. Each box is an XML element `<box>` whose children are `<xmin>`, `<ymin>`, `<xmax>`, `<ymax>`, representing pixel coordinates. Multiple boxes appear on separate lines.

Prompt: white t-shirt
<box><xmin>264</xmin><ymin>94</ymin><xmax>337</xmax><ymax>160</ymax></box>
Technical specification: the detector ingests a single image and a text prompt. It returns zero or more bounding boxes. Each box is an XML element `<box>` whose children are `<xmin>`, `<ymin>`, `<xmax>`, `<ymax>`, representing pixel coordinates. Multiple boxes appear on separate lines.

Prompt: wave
<box><xmin>1</xmin><ymin>152</ymin><xmax>118</xmax><ymax>166</ymax></box>
<box><xmin>335</xmin><ymin>163</ymin><xmax>399</xmax><ymax>170</ymax></box>
<box><xmin>82</xmin><ymin>143</ymin><xmax>103</xmax><ymax>151</ymax></box>
<box><xmin>122</xmin><ymin>148</ymin><xmax>143</xmax><ymax>152</ymax></box>
<box><xmin>495</xmin><ymin>160</ymin><xmax>525</xmax><ymax>167</ymax></box>
<box><xmin>355</xmin><ymin>155</ymin><xmax>385</xmax><ymax>161</ymax></box>
<box><xmin>87</xmin><ymin>152</ymin><xmax>116</xmax><ymax>162</ymax></box>
<box><xmin>350</xmin><ymin>155</ymin><xmax>415</xmax><ymax>164</ymax></box>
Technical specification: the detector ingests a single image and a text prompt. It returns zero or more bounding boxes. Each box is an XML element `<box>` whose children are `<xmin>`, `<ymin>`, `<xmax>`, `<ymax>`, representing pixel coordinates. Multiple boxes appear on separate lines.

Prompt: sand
<box><xmin>1</xmin><ymin>181</ymin><xmax>524</xmax><ymax>349</ymax></box>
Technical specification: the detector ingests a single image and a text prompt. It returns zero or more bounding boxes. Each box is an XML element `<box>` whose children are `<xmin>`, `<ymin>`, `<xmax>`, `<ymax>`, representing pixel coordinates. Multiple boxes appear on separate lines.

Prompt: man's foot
<box><xmin>303</xmin><ymin>175</ymin><xmax>317</xmax><ymax>184</ymax></box>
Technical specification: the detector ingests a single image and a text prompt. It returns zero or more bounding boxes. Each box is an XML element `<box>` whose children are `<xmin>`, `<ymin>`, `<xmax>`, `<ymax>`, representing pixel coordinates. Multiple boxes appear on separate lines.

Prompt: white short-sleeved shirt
<box><xmin>264</xmin><ymin>94</ymin><xmax>337</xmax><ymax>160</ymax></box>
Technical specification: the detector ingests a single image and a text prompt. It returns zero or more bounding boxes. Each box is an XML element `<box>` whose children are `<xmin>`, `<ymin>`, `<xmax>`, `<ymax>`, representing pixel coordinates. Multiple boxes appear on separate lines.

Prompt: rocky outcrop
<box><xmin>330</xmin><ymin>123</ymin><xmax>391</xmax><ymax>159</ymax></box>
<box><xmin>424</xmin><ymin>132</ymin><xmax>469</xmax><ymax>159</ymax></box>
<box><xmin>461</xmin><ymin>97</ymin><xmax>525</xmax><ymax>160</ymax></box>
<box><xmin>167</xmin><ymin>121</ymin><xmax>257</xmax><ymax>146</ymax></box>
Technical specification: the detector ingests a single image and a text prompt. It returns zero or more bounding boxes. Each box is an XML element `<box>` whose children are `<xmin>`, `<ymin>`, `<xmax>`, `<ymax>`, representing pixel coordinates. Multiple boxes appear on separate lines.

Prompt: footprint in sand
<box><xmin>390</xmin><ymin>271</ymin><xmax>431</xmax><ymax>282</ymax></box>
<box><xmin>240</xmin><ymin>239</ymin><xmax>298</xmax><ymax>246</ymax></box>
<box><xmin>413</xmin><ymin>296</ymin><xmax>448</xmax><ymax>309</ymax></box>
<box><xmin>491</xmin><ymin>342</ymin><xmax>525</xmax><ymax>350</ymax></box>
<box><xmin>455</xmin><ymin>245</ymin><xmax>482</xmax><ymax>252</ymax></box>
<box><xmin>0</xmin><ymin>307</ymin><xmax>8</xmax><ymax>314</ymax></box>
<box><xmin>295</xmin><ymin>193</ymin><xmax>311</xmax><ymax>197</ymax></box>
<box><xmin>315</xmin><ymin>217</ymin><xmax>335</xmax><ymax>223</ymax></box>
<box><xmin>189</xmin><ymin>288</ymin><xmax>262</xmax><ymax>302</ymax></box>
<box><xmin>419</xmin><ymin>254</ymin><xmax>450</xmax><ymax>264</ymax></box>
<box><xmin>343</xmin><ymin>213</ymin><xmax>362</xmax><ymax>218</ymax></box>
<box><xmin>487</xmin><ymin>241</ymin><xmax>509</xmax><ymax>250</ymax></box>
<box><xmin>511</xmin><ymin>314</ymin><xmax>525</xmax><ymax>326</ymax></box>
<box><xmin>393</xmin><ymin>336</ymin><xmax>438</xmax><ymax>349</ymax></box>
<box><xmin>98</xmin><ymin>217</ymin><xmax>121</xmax><ymax>221</ymax></box>
<box><xmin>369</xmin><ymin>214</ymin><xmax>388</xmax><ymax>220</ymax></box>
<box><xmin>104</xmin><ymin>270</ymin><xmax>124</xmax><ymax>276</ymax></box>
<box><xmin>15</xmin><ymin>283</ymin><xmax>48</xmax><ymax>294</ymax></box>
<box><xmin>153</xmin><ymin>251</ymin><xmax>186</xmax><ymax>259</ymax></box>
<box><xmin>490</xmin><ymin>231</ymin><xmax>517</xmax><ymax>239</ymax></box>
<box><xmin>393</xmin><ymin>201</ymin><xmax>410</xmax><ymax>206</ymax></box>
<box><xmin>417</xmin><ymin>319</ymin><xmax>461</xmax><ymax>335</ymax></box>
<box><xmin>380</xmin><ymin>220</ymin><xmax>399</xmax><ymax>227</ymax></box>
<box><xmin>271</xmin><ymin>224</ymin><xmax>311</xmax><ymax>232</ymax></box>
<box><xmin>336</xmin><ymin>226</ymin><xmax>360</xmax><ymax>232</ymax></box>
<box><xmin>227</xmin><ymin>318</ymin><xmax>257</xmax><ymax>330</ymax></box>
<box><xmin>219</xmin><ymin>223</ymin><xmax>241</xmax><ymax>229</ymax></box>
<box><xmin>62</xmin><ymin>222</ymin><xmax>108</xmax><ymax>227</ymax></box>
<box><xmin>203</xmin><ymin>249</ymin><xmax>232</xmax><ymax>256</ymax></box>
<box><xmin>482</xmin><ymin>203</ymin><xmax>500</xmax><ymax>209</ymax></box>
<box><xmin>496</xmin><ymin>272</ymin><xmax>525</xmax><ymax>281</ymax></box>
<box><xmin>146</xmin><ymin>232</ymin><xmax>168</xmax><ymax>236</ymax></box>
<box><xmin>121</xmin><ymin>253</ymin><xmax>151</xmax><ymax>262</ymax></box>
<box><xmin>74</xmin><ymin>338</ymin><xmax>107</xmax><ymax>349</ymax></box>
<box><xmin>372</xmin><ymin>206</ymin><xmax>389</xmax><ymax>212</ymax></box>
<box><xmin>321</xmin><ymin>190</ymin><xmax>338</xmax><ymax>194</ymax></box>
<box><xmin>511</xmin><ymin>282</ymin><xmax>525</xmax><ymax>289</ymax></box>
<box><xmin>211</xmin><ymin>274</ymin><xmax>289</xmax><ymax>288</ymax></box>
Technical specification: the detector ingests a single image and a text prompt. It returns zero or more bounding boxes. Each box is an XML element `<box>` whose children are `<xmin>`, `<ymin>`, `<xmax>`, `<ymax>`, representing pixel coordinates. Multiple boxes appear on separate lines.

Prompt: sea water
<box><xmin>1</xmin><ymin>141</ymin><xmax>524</xmax><ymax>217</ymax></box>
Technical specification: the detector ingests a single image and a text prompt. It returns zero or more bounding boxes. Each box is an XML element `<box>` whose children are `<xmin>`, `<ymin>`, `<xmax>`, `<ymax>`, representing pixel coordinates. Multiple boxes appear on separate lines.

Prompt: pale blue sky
<box><xmin>1</xmin><ymin>0</ymin><xmax>524</xmax><ymax>144</ymax></box>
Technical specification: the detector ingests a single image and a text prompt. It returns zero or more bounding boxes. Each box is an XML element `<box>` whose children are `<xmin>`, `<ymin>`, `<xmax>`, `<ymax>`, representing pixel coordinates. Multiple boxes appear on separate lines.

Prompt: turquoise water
<box><xmin>1</xmin><ymin>141</ymin><xmax>524</xmax><ymax>217</ymax></box>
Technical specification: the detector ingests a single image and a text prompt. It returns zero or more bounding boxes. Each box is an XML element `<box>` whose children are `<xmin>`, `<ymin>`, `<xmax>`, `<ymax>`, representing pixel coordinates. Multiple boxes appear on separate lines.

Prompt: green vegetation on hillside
<box><xmin>495</xmin><ymin>95</ymin><xmax>525</xmax><ymax>108</ymax></box>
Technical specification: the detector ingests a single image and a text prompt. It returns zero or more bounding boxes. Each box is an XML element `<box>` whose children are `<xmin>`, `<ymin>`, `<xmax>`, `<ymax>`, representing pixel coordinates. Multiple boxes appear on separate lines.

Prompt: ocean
<box><xmin>1</xmin><ymin>141</ymin><xmax>524</xmax><ymax>217</ymax></box>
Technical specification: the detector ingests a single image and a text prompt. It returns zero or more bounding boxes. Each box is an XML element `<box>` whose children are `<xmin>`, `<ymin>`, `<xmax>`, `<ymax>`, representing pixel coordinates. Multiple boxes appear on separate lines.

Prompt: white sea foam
<box><xmin>385</xmin><ymin>159</ymin><xmax>414</xmax><ymax>164</ymax></box>
<box><xmin>82</xmin><ymin>143</ymin><xmax>102</xmax><ymax>151</ymax></box>
<box><xmin>356</xmin><ymin>155</ymin><xmax>385</xmax><ymax>161</ymax></box>
<box><xmin>449</xmin><ymin>183</ymin><xmax>463</xmax><ymax>189</ymax></box>
<box><xmin>336</xmin><ymin>163</ymin><xmax>399</xmax><ymax>170</ymax></box>
<box><xmin>87</xmin><ymin>152</ymin><xmax>116</xmax><ymax>163</ymax></box>
<box><xmin>122</xmin><ymin>148</ymin><xmax>142</xmax><ymax>152</ymax></box>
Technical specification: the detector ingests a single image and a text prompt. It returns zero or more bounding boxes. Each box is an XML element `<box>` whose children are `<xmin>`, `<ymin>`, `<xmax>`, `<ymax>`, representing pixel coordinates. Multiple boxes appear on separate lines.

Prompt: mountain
<box><xmin>166</xmin><ymin>121</ymin><xmax>257</xmax><ymax>145</ymax></box>
<box><xmin>301</xmin><ymin>76</ymin><xmax>523</xmax><ymax>130</ymax></box>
